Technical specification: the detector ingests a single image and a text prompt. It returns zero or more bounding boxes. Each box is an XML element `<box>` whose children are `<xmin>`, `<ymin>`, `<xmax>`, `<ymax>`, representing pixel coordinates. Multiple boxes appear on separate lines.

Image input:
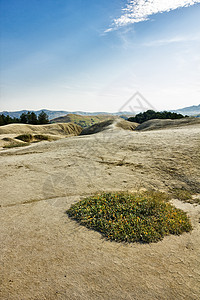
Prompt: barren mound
<box><xmin>51</xmin><ymin>113</ymin><xmax>116</xmax><ymax>128</ymax></box>
<box><xmin>81</xmin><ymin>118</ymin><xmax>138</xmax><ymax>135</ymax></box>
<box><xmin>0</xmin><ymin>122</ymin><xmax>82</xmax><ymax>136</ymax></box>
<box><xmin>136</xmin><ymin>117</ymin><xmax>200</xmax><ymax>131</ymax></box>
<box><xmin>115</xmin><ymin>119</ymin><xmax>138</xmax><ymax>131</ymax></box>
<box><xmin>0</xmin><ymin>123</ymin><xmax>82</xmax><ymax>148</ymax></box>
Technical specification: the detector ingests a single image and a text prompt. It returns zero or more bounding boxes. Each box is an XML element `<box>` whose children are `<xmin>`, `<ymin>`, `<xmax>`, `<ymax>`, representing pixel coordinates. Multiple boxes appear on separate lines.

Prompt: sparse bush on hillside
<box><xmin>15</xmin><ymin>134</ymin><xmax>50</xmax><ymax>144</ymax></box>
<box><xmin>34</xmin><ymin>134</ymin><xmax>49</xmax><ymax>141</ymax></box>
<box><xmin>15</xmin><ymin>134</ymin><xmax>33</xmax><ymax>142</ymax></box>
<box><xmin>128</xmin><ymin>110</ymin><xmax>187</xmax><ymax>124</ymax></box>
<box><xmin>67</xmin><ymin>191</ymin><xmax>192</xmax><ymax>243</ymax></box>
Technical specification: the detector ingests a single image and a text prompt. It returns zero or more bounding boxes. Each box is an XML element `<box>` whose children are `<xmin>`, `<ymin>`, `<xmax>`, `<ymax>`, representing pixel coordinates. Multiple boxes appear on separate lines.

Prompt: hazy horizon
<box><xmin>1</xmin><ymin>101</ymin><xmax>200</xmax><ymax>114</ymax></box>
<box><xmin>1</xmin><ymin>1</ymin><xmax>200</xmax><ymax>113</ymax></box>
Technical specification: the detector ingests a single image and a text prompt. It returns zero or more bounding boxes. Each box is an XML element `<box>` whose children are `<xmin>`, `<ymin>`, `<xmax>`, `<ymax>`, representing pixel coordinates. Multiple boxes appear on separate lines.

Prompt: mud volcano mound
<box><xmin>0</xmin><ymin>123</ymin><xmax>82</xmax><ymax>148</ymax></box>
<box><xmin>81</xmin><ymin>119</ymin><xmax>138</xmax><ymax>135</ymax></box>
<box><xmin>135</xmin><ymin>117</ymin><xmax>200</xmax><ymax>131</ymax></box>
<box><xmin>0</xmin><ymin>123</ymin><xmax>82</xmax><ymax>136</ymax></box>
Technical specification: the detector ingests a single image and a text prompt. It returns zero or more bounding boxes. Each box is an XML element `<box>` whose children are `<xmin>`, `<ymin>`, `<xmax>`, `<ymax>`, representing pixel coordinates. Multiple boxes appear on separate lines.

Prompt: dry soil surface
<box><xmin>0</xmin><ymin>123</ymin><xmax>200</xmax><ymax>299</ymax></box>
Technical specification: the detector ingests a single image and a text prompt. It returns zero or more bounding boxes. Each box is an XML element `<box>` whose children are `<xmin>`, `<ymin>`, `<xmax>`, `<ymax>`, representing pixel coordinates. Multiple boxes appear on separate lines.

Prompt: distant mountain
<box><xmin>0</xmin><ymin>109</ymin><xmax>70</xmax><ymax>120</ymax></box>
<box><xmin>1</xmin><ymin>104</ymin><xmax>199</xmax><ymax>121</ymax></box>
<box><xmin>0</xmin><ymin>109</ymin><xmax>134</xmax><ymax>120</ymax></box>
<box><xmin>170</xmin><ymin>104</ymin><xmax>200</xmax><ymax>116</ymax></box>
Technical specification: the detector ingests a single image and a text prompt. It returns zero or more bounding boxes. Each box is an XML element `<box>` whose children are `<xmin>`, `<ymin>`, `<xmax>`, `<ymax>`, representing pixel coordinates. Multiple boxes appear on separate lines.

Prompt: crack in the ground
<box><xmin>0</xmin><ymin>196</ymin><xmax>60</xmax><ymax>208</ymax></box>
<box><xmin>0</xmin><ymin>193</ymin><xmax>92</xmax><ymax>208</ymax></box>
<box><xmin>0</xmin><ymin>150</ymin><xmax>45</xmax><ymax>157</ymax></box>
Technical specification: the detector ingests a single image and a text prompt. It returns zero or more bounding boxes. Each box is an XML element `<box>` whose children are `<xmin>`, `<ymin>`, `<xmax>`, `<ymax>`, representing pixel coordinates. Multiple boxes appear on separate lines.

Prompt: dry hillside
<box><xmin>135</xmin><ymin>117</ymin><xmax>200</xmax><ymax>131</ymax></box>
<box><xmin>51</xmin><ymin>113</ymin><xmax>116</xmax><ymax>128</ymax></box>
<box><xmin>0</xmin><ymin>123</ymin><xmax>82</xmax><ymax>148</ymax></box>
<box><xmin>81</xmin><ymin>118</ymin><xmax>138</xmax><ymax>135</ymax></box>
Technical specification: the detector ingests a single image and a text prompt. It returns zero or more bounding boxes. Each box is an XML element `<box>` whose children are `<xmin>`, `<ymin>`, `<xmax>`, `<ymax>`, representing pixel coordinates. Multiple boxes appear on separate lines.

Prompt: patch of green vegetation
<box><xmin>0</xmin><ymin>110</ymin><xmax>49</xmax><ymax>126</ymax></box>
<box><xmin>15</xmin><ymin>133</ymin><xmax>33</xmax><ymax>142</ymax></box>
<box><xmin>66</xmin><ymin>192</ymin><xmax>192</xmax><ymax>243</ymax></box>
<box><xmin>128</xmin><ymin>110</ymin><xmax>187</xmax><ymax>124</ymax></box>
<box><xmin>34</xmin><ymin>134</ymin><xmax>49</xmax><ymax>141</ymax></box>
<box><xmin>3</xmin><ymin>143</ymin><xmax>30</xmax><ymax>149</ymax></box>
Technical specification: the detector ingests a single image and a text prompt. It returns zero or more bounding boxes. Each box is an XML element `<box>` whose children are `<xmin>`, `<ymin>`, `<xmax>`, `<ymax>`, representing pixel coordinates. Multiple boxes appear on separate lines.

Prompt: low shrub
<box><xmin>15</xmin><ymin>133</ymin><xmax>33</xmax><ymax>142</ymax></box>
<box><xmin>34</xmin><ymin>134</ymin><xmax>49</xmax><ymax>141</ymax></box>
<box><xmin>67</xmin><ymin>192</ymin><xmax>192</xmax><ymax>243</ymax></box>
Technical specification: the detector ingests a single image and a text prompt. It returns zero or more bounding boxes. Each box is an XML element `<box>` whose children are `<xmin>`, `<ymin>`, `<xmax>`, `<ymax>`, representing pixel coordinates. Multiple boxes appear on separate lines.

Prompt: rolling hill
<box><xmin>50</xmin><ymin>113</ymin><xmax>117</xmax><ymax>128</ymax></box>
<box><xmin>0</xmin><ymin>122</ymin><xmax>82</xmax><ymax>149</ymax></box>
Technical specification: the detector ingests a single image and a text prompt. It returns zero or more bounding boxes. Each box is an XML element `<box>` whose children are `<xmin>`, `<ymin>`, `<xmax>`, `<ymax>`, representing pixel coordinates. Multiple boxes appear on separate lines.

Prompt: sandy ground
<box><xmin>0</xmin><ymin>123</ymin><xmax>200</xmax><ymax>299</ymax></box>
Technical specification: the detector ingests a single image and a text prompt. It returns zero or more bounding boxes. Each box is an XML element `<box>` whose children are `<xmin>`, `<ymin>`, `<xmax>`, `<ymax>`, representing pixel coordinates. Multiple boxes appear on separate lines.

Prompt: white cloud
<box><xmin>143</xmin><ymin>35</ymin><xmax>200</xmax><ymax>46</ymax></box>
<box><xmin>106</xmin><ymin>0</ymin><xmax>200</xmax><ymax>32</ymax></box>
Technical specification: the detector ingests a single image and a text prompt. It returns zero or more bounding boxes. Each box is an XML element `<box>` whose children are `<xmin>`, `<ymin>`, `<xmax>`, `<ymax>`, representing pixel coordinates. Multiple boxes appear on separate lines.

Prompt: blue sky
<box><xmin>0</xmin><ymin>0</ymin><xmax>200</xmax><ymax>112</ymax></box>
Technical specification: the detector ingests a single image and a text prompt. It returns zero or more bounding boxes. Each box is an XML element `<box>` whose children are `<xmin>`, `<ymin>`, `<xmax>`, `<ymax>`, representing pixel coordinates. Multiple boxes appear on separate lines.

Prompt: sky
<box><xmin>0</xmin><ymin>0</ymin><xmax>200</xmax><ymax>113</ymax></box>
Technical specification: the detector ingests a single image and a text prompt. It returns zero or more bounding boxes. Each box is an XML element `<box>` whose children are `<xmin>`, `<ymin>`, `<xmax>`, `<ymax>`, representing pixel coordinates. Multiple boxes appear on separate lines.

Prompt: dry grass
<box><xmin>170</xmin><ymin>189</ymin><xmax>193</xmax><ymax>201</ymax></box>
